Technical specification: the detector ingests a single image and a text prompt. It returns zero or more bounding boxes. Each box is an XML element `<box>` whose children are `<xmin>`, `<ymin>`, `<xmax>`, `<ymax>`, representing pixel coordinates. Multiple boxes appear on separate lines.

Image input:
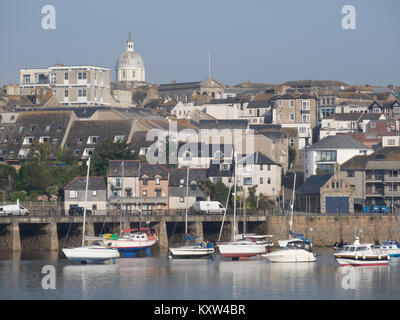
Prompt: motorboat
<box><xmin>334</xmin><ymin>237</ymin><xmax>390</xmax><ymax>266</ymax></box>
<box><xmin>169</xmin><ymin>241</ymin><xmax>215</xmax><ymax>259</ymax></box>
<box><xmin>332</xmin><ymin>241</ymin><xmax>349</xmax><ymax>251</ymax></box>
<box><xmin>62</xmin><ymin>240</ymin><xmax>120</xmax><ymax>263</ymax></box>
<box><xmin>236</xmin><ymin>233</ymin><xmax>274</xmax><ymax>246</ymax></box>
<box><xmin>102</xmin><ymin>228</ymin><xmax>158</xmax><ymax>257</ymax></box>
<box><xmin>373</xmin><ymin>240</ymin><xmax>400</xmax><ymax>257</ymax></box>
<box><xmin>263</xmin><ymin>240</ymin><xmax>316</xmax><ymax>263</ymax></box>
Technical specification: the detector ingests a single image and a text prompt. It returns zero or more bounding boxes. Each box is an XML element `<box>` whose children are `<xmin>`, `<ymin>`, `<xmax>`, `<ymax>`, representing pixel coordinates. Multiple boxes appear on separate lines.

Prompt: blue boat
<box><xmin>374</xmin><ymin>240</ymin><xmax>400</xmax><ymax>257</ymax></box>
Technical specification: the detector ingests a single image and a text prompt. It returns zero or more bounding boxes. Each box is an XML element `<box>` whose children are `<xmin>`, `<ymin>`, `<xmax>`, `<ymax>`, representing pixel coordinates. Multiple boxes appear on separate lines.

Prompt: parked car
<box><xmin>0</xmin><ymin>204</ymin><xmax>30</xmax><ymax>216</ymax></box>
<box><xmin>68</xmin><ymin>206</ymin><xmax>92</xmax><ymax>216</ymax></box>
<box><xmin>192</xmin><ymin>201</ymin><xmax>226</xmax><ymax>215</ymax></box>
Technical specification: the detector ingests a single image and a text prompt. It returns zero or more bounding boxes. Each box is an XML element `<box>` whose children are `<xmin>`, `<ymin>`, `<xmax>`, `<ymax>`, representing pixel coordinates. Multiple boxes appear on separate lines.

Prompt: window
<box><xmin>92</xmin><ymin>204</ymin><xmax>97</xmax><ymax>210</ymax></box>
<box><xmin>290</xmin><ymin>113</ymin><xmax>295</xmax><ymax>121</ymax></box>
<box><xmin>155</xmin><ymin>189</ymin><xmax>162</xmax><ymax>197</ymax></box>
<box><xmin>260</xmin><ymin>164</ymin><xmax>263</xmax><ymax>171</ymax></box>
<box><xmin>64</xmin><ymin>90</ymin><xmax>69</xmax><ymax>98</ymax></box>
<box><xmin>347</xmin><ymin>171</ymin><xmax>355</xmax><ymax>177</ymax></box>
<box><xmin>180</xmin><ymin>197</ymin><xmax>185</xmax><ymax>203</ymax></box>
<box><xmin>142</xmin><ymin>190</ymin><xmax>147</xmax><ymax>197</ymax></box>
<box><xmin>268</xmin><ymin>164</ymin><xmax>271</xmax><ymax>170</ymax></box>
<box><xmin>92</xmin><ymin>191</ymin><xmax>97</xmax><ymax>196</ymax></box>
<box><xmin>301</xmin><ymin>100</ymin><xmax>310</xmax><ymax>110</ymax></box>
<box><xmin>87</xmin><ymin>136</ymin><xmax>99</xmax><ymax>144</ymax></box>
<box><xmin>243</xmin><ymin>178</ymin><xmax>252</xmax><ymax>185</ymax></box>
<box><xmin>260</xmin><ymin>178</ymin><xmax>263</xmax><ymax>184</ymax></box>
<box><xmin>155</xmin><ymin>178</ymin><xmax>160</xmax><ymax>185</ymax></box>
<box><xmin>143</xmin><ymin>178</ymin><xmax>148</xmax><ymax>185</ymax></box>
<box><xmin>317</xmin><ymin>150</ymin><xmax>337</xmax><ymax>162</ymax></box>
<box><xmin>64</xmin><ymin>72</ymin><xmax>69</xmax><ymax>80</ymax></box>
<box><xmin>114</xmin><ymin>135</ymin><xmax>125</xmax><ymax>143</ymax></box>
<box><xmin>69</xmin><ymin>190</ymin><xmax>78</xmax><ymax>198</ymax></box>
<box><xmin>290</xmin><ymin>100</ymin><xmax>295</xmax><ymax>108</ymax></box>
<box><xmin>301</xmin><ymin>114</ymin><xmax>310</xmax><ymax>123</ymax></box>
<box><xmin>388</xmin><ymin>139</ymin><xmax>395</xmax><ymax>146</ymax></box>
<box><xmin>157</xmin><ymin>204</ymin><xmax>162</xmax><ymax>210</ymax></box>
<box><xmin>50</xmin><ymin>73</ymin><xmax>56</xmax><ymax>84</ymax></box>
<box><xmin>78</xmin><ymin>89</ymin><xmax>87</xmax><ymax>97</ymax></box>
<box><xmin>45</xmin><ymin>125</ymin><xmax>51</xmax><ymax>132</ymax></box>
<box><xmin>78</xmin><ymin>72</ymin><xmax>87</xmax><ymax>80</ymax></box>
<box><xmin>267</xmin><ymin>178</ymin><xmax>271</xmax><ymax>184</ymax></box>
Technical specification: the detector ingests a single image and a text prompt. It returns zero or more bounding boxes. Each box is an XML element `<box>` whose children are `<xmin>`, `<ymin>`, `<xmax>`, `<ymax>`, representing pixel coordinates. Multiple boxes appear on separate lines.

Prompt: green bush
<box><xmin>10</xmin><ymin>191</ymin><xmax>27</xmax><ymax>202</ymax></box>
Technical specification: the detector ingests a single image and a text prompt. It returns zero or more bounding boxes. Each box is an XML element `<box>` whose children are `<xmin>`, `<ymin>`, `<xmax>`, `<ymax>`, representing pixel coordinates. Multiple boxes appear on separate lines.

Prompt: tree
<box><xmin>211</xmin><ymin>181</ymin><xmax>230</xmax><ymax>205</ymax></box>
<box><xmin>91</xmin><ymin>139</ymin><xmax>138</xmax><ymax>176</ymax></box>
<box><xmin>199</xmin><ymin>178</ymin><xmax>213</xmax><ymax>200</ymax></box>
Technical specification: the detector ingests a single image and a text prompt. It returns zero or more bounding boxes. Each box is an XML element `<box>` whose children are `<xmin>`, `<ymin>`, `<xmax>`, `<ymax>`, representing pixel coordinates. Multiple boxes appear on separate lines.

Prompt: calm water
<box><xmin>0</xmin><ymin>249</ymin><xmax>399</xmax><ymax>300</ymax></box>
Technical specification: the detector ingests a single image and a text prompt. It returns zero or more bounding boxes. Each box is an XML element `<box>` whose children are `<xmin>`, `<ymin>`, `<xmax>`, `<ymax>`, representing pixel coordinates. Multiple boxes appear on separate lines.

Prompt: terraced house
<box><xmin>0</xmin><ymin>111</ymin><xmax>76</xmax><ymax>164</ymax></box>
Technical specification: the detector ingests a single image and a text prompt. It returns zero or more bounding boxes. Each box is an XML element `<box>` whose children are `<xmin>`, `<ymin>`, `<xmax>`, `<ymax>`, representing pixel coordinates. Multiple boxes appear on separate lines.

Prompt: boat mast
<box><xmin>289</xmin><ymin>172</ymin><xmax>296</xmax><ymax>238</ymax></box>
<box><xmin>233</xmin><ymin>151</ymin><xmax>237</xmax><ymax>241</ymax></box>
<box><xmin>82</xmin><ymin>157</ymin><xmax>91</xmax><ymax>247</ymax></box>
<box><xmin>120</xmin><ymin>161</ymin><xmax>124</xmax><ymax>233</ymax></box>
<box><xmin>185</xmin><ymin>166</ymin><xmax>189</xmax><ymax>242</ymax></box>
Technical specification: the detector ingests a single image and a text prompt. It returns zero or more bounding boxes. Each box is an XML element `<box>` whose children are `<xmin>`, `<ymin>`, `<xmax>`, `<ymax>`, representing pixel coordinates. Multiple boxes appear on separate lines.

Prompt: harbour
<box><xmin>1</xmin><ymin>249</ymin><xmax>399</xmax><ymax>300</ymax></box>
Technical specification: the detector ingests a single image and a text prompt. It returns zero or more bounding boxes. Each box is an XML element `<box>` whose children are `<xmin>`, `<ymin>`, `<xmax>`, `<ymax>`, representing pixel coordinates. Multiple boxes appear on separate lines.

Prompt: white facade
<box><xmin>115</xmin><ymin>35</ymin><xmax>145</xmax><ymax>82</ymax></box>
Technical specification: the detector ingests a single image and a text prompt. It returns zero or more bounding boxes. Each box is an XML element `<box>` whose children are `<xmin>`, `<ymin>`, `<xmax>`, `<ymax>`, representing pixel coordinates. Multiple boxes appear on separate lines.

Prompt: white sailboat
<box><xmin>62</xmin><ymin>157</ymin><xmax>120</xmax><ymax>263</ymax></box>
<box><xmin>217</xmin><ymin>152</ymin><xmax>271</xmax><ymax>259</ymax></box>
<box><xmin>278</xmin><ymin>172</ymin><xmax>309</xmax><ymax>248</ymax></box>
<box><xmin>169</xmin><ymin>167</ymin><xmax>215</xmax><ymax>259</ymax></box>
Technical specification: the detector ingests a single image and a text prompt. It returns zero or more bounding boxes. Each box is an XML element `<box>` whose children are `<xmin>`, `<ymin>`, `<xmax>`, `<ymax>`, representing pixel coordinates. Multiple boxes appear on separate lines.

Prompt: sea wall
<box><xmin>267</xmin><ymin>215</ymin><xmax>400</xmax><ymax>247</ymax></box>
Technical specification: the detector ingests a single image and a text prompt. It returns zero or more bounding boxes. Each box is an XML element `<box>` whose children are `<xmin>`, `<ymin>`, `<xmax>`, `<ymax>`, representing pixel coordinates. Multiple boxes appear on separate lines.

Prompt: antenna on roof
<box><xmin>208</xmin><ymin>49</ymin><xmax>211</xmax><ymax>78</ymax></box>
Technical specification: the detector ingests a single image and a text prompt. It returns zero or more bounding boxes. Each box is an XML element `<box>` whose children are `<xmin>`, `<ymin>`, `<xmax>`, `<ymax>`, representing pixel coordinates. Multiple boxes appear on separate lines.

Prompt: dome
<box><xmin>115</xmin><ymin>50</ymin><xmax>144</xmax><ymax>69</ymax></box>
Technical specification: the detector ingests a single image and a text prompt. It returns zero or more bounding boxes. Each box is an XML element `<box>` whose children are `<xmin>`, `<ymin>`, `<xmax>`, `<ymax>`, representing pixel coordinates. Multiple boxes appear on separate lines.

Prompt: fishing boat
<box><xmin>373</xmin><ymin>240</ymin><xmax>400</xmax><ymax>257</ymax></box>
<box><xmin>62</xmin><ymin>157</ymin><xmax>120</xmax><ymax>264</ymax></box>
<box><xmin>168</xmin><ymin>167</ymin><xmax>215</xmax><ymax>259</ymax></box>
<box><xmin>263</xmin><ymin>240</ymin><xmax>316</xmax><ymax>263</ymax></box>
<box><xmin>334</xmin><ymin>237</ymin><xmax>390</xmax><ymax>266</ymax></box>
<box><xmin>103</xmin><ymin>227</ymin><xmax>158</xmax><ymax>257</ymax></box>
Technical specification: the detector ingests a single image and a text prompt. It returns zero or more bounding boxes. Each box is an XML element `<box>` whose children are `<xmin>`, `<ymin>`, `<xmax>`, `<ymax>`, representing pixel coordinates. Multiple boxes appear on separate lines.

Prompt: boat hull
<box><xmin>335</xmin><ymin>255</ymin><xmax>390</xmax><ymax>266</ymax></box>
<box><xmin>169</xmin><ymin>246</ymin><xmax>215</xmax><ymax>259</ymax></box>
<box><xmin>263</xmin><ymin>249</ymin><xmax>316</xmax><ymax>263</ymax></box>
<box><xmin>62</xmin><ymin>247</ymin><xmax>120</xmax><ymax>263</ymax></box>
<box><xmin>106</xmin><ymin>238</ymin><xmax>157</xmax><ymax>252</ymax></box>
<box><xmin>218</xmin><ymin>244</ymin><xmax>268</xmax><ymax>258</ymax></box>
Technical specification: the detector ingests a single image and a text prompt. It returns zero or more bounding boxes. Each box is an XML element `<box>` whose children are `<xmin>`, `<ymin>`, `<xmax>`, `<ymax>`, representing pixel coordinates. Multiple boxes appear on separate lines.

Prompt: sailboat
<box><xmin>217</xmin><ymin>152</ymin><xmax>272</xmax><ymax>260</ymax></box>
<box><xmin>101</xmin><ymin>161</ymin><xmax>158</xmax><ymax>257</ymax></box>
<box><xmin>278</xmin><ymin>172</ymin><xmax>311</xmax><ymax>248</ymax></box>
<box><xmin>168</xmin><ymin>167</ymin><xmax>215</xmax><ymax>259</ymax></box>
<box><xmin>62</xmin><ymin>157</ymin><xmax>120</xmax><ymax>263</ymax></box>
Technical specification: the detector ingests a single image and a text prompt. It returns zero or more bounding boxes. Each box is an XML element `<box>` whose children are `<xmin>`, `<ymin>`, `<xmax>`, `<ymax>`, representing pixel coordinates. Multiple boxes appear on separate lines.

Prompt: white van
<box><xmin>0</xmin><ymin>202</ymin><xmax>30</xmax><ymax>216</ymax></box>
<box><xmin>192</xmin><ymin>201</ymin><xmax>226</xmax><ymax>215</ymax></box>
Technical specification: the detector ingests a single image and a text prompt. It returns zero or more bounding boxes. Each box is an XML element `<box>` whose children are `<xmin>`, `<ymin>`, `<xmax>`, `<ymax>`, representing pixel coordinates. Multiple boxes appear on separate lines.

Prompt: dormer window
<box><xmin>45</xmin><ymin>125</ymin><xmax>51</xmax><ymax>132</ymax></box>
<box><xmin>78</xmin><ymin>137</ymin><xmax>84</xmax><ymax>143</ymax></box>
<box><xmin>18</xmin><ymin>126</ymin><xmax>24</xmax><ymax>133</ymax></box>
<box><xmin>30</xmin><ymin>126</ymin><xmax>36</xmax><ymax>132</ymax></box>
<box><xmin>39</xmin><ymin>136</ymin><xmax>50</xmax><ymax>143</ymax></box>
<box><xmin>220</xmin><ymin>163</ymin><xmax>230</xmax><ymax>171</ymax></box>
<box><xmin>57</xmin><ymin>126</ymin><xmax>62</xmax><ymax>131</ymax></box>
<box><xmin>87</xmin><ymin>136</ymin><xmax>99</xmax><ymax>144</ymax></box>
<box><xmin>83</xmin><ymin>148</ymin><xmax>94</xmax><ymax>157</ymax></box>
<box><xmin>18</xmin><ymin>148</ymin><xmax>29</xmax><ymax>157</ymax></box>
<box><xmin>23</xmin><ymin>137</ymin><xmax>34</xmax><ymax>145</ymax></box>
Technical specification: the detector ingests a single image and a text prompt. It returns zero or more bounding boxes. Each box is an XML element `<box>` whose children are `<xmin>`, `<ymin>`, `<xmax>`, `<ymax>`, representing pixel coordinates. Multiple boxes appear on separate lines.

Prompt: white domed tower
<box><xmin>115</xmin><ymin>33</ymin><xmax>145</xmax><ymax>82</ymax></box>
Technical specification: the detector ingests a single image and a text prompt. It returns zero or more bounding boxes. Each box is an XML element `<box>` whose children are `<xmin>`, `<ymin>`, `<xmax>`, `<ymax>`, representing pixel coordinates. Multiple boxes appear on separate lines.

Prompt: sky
<box><xmin>0</xmin><ymin>0</ymin><xmax>399</xmax><ymax>87</ymax></box>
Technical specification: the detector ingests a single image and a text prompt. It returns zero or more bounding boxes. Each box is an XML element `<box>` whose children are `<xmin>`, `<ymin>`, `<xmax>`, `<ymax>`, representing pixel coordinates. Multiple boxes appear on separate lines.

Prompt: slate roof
<box><xmin>108</xmin><ymin>160</ymin><xmax>140</xmax><ymax>177</ymax></box>
<box><xmin>208</xmin><ymin>161</ymin><xmax>235</xmax><ymax>178</ymax></box>
<box><xmin>169</xmin><ymin>168</ymin><xmax>208</xmax><ymax>186</ymax></box>
<box><xmin>0</xmin><ymin>111</ymin><xmax>74</xmax><ymax>161</ymax></box>
<box><xmin>281</xmin><ymin>80</ymin><xmax>348</xmax><ymax>88</ymax></box>
<box><xmin>177</xmin><ymin>142</ymin><xmax>233</xmax><ymax>159</ymax></box>
<box><xmin>64</xmin><ymin>176</ymin><xmax>106</xmax><ymax>190</ymax></box>
<box><xmin>296</xmin><ymin>175</ymin><xmax>332</xmax><ymax>195</ymax></box>
<box><xmin>194</xmin><ymin>119</ymin><xmax>248</xmax><ymax>130</ymax></box>
<box><xmin>247</xmin><ymin>100</ymin><xmax>273</xmax><ymax>109</ymax></box>
<box><xmin>307</xmin><ymin>135</ymin><xmax>370</xmax><ymax>151</ymax></box>
<box><xmin>139</xmin><ymin>163</ymin><xmax>169</xmax><ymax>180</ymax></box>
<box><xmin>340</xmin><ymin>147</ymin><xmax>400</xmax><ymax>171</ymax></box>
<box><xmin>64</xmin><ymin>120</ymin><xmax>134</xmax><ymax>159</ymax></box>
<box><xmin>237</xmin><ymin>151</ymin><xmax>280</xmax><ymax>166</ymax></box>
<box><xmin>323</xmin><ymin>113</ymin><xmax>383</xmax><ymax>121</ymax></box>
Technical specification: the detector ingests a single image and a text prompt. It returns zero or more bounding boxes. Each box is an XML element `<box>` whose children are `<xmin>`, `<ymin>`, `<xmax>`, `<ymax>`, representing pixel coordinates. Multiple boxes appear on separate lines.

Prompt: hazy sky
<box><xmin>0</xmin><ymin>0</ymin><xmax>399</xmax><ymax>87</ymax></box>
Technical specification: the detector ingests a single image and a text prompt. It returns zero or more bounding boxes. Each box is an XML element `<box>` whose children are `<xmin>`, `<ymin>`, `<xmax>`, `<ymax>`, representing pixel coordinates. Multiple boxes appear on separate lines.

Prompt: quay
<box><xmin>1</xmin><ymin>211</ymin><xmax>399</xmax><ymax>252</ymax></box>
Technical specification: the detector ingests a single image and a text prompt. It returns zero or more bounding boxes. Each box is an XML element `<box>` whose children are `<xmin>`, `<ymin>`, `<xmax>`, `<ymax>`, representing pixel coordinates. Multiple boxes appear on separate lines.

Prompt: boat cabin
<box><xmin>286</xmin><ymin>241</ymin><xmax>312</xmax><ymax>252</ymax></box>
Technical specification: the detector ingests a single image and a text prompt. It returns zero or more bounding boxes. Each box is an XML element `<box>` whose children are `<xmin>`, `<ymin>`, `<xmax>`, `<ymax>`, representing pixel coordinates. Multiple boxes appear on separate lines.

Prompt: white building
<box><xmin>115</xmin><ymin>33</ymin><xmax>145</xmax><ymax>83</ymax></box>
<box><xmin>304</xmin><ymin>135</ymin><xmax>373</xmax><ymax>179</ymax></box>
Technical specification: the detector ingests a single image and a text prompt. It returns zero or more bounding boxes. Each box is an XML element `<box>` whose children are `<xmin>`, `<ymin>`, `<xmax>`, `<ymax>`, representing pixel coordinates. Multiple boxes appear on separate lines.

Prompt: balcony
<box><xmin>365</xmin><ymin>175</ymin><xmax>384</xmax><ymax>182</ymax></box>
<box><xmin>385</xmin><ymin>176</ymin><xmax>400</xmax><ymax>183</ymax></box>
